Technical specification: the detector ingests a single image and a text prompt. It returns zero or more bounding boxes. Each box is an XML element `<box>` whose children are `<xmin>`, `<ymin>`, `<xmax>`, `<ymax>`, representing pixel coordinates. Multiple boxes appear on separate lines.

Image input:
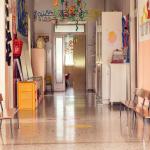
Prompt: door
<box><xmin>95</xmin><ymin>19</ymin><xmax>102</xmax><ymax>100</ymax></box>
<box><xmin>53</xmin><ymin>36</ymin><xmax>65</xmax><ymax>91</ymax></box>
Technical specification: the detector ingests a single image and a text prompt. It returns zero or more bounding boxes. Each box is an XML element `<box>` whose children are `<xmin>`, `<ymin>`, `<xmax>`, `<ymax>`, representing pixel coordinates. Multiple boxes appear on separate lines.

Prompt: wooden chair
<box><xmin>134</xmin><ymin>90</ymin><xmax>150</xmax><ymax>122</ymax></box>
<box><xmin>142</xmin><ymin>90</ymin><xmax>150</xmax><ymax>119</ymax></box>
<box><xmin>120</xmin><ymin>88</ymin><xmax>145</xmax><ymax>117</ymax></box>
<box><xmin>0</xmin><ymin>94</ymin><xmax>19</xmax><ymax>137</ymax></box>
<box><xmin>130</xmin><ymin>89</ymin><xmax>145</xmax><ymax>110</ymax></box>
<box><xmin>120</xmin><ymin>89</ymin><xmax>150</xmax><ymax>134</ymax></box>
<box><xmin>128</xmin><ymin>90</ymin><xmax>150</xmax><ymax>133</ymax></box>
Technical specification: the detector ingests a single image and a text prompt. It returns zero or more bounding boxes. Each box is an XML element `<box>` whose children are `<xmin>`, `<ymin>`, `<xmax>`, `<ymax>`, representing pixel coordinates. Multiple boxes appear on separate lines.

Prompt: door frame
<box><xmin>52</xmin><ymin>25</ymin><xmax>87</xmax><ymax>92</ymax></box>
<box><xmin>53</xmin><ymin>35</ymin><xmax>65</xmax><ymax>91</ymax></box>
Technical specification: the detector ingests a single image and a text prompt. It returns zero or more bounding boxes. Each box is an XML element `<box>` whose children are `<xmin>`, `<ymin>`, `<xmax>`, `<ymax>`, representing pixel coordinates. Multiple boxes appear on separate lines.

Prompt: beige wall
<box><xmin>106</xmin><ymin>0</ymin><xmax>130</xmax><ymax>15</ymax></box>
<box><xmin>34</xmin><ymin>0</ymin><xmax>54</xmax><ymax>76</ymax></box>
<box><xmin>34</xmin><ymin>0</ymin><xmax>104</xmax><ymax>90</ymax></box>
<box><xmin>138</xmin><ymin>40</ymin><xmax>150</xmax><ymax>90</ymax></box>
<box><xmin>138</xmin><ymin>0</ymin><xmax>150</xmax><ymax>91</ymax></box>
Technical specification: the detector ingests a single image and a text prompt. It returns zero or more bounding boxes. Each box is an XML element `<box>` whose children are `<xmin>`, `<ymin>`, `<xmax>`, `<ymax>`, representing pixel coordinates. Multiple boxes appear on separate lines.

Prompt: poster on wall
<box><xmin>138</xmin><ymin>0</ymin><xmax>150</xmax><ymax>42</ymax></box>
<box><xmin>104</xmin><ymin>30</ymin><xmax>121</xmax><ymax>49</ymax></box>
<box><xmin>102</xmin><ymin>12</ymin><xmax>122</xmax><ymax>63</ymax></box>
<box><xmin>108</xmin><ymin>31</ymin><xmax>117</xmax><ymax>44</ymax></box>
<box><xmin>17</xmin><ymin>0</ymin><xmax>28</xmax><ymax>37</ymax></box>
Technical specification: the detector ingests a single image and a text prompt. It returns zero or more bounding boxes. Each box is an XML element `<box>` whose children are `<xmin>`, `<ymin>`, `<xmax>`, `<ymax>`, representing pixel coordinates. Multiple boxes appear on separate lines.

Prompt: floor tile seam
<box><xmin>0</xmin><ymin>140</ymin><xmax>145</xmax><ymax>146</ymax></box>
<box><xmin>44</xmin><ymin>95</ymin><xmax>87</xmax><ymax>98</ymax></box>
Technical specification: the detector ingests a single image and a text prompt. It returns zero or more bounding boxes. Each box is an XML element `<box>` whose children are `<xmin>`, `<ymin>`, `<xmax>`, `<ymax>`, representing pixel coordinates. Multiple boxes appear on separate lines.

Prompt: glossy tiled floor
<box><xmin>1</xmin><ymin>89</ymin><xmax>150</xmax><ymax>149</ymax></box>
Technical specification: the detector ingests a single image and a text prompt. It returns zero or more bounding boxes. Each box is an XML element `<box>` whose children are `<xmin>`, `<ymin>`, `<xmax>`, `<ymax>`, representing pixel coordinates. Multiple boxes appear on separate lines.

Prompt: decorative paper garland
<box><xmin>52</xmin><ymin>0</ymin><xmax>88</xmax><ymax>30</ymax></box>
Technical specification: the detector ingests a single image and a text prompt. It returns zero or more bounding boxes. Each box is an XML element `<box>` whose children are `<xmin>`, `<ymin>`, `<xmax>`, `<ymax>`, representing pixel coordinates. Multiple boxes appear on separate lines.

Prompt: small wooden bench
<box><xmin>0</xmin><ymin>94</ymin><xmax>19</xmax><ymax>137</ymax></box>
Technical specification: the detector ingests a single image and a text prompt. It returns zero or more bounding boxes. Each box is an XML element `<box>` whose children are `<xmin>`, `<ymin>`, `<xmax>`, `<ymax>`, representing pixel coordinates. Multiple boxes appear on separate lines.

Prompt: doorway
<box><xmin>64</xmin><ymin>34</ymin><xmax>86</xmax><ymax>95</ymax></box>
<box><xmin>53</xmin><ymin>24</ymin><xmax>86</xmax><ymax>95</ymax></box>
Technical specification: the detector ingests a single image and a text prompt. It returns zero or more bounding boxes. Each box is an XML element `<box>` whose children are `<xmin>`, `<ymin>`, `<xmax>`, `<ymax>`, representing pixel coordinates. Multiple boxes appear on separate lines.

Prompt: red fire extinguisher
<box><xmin>13</xmin><ymin>34</ymin><xmax>23</xmax><ymax>58</ymax></box>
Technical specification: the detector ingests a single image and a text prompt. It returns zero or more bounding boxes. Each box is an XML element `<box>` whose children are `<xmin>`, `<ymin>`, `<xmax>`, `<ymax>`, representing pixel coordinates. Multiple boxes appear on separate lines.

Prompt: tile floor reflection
<box><xmin>0</xmin><ymin>92</ymin><xmax>150</xmax><ymax>149</ymax></box>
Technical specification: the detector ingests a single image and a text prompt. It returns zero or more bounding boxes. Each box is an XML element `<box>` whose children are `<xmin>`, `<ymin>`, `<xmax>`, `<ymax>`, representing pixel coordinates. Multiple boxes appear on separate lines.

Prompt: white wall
<box><xmin>34</xmin><ymin>0</ymin><xmax>104</xmax><ymax>90</ymax></box>
<box><xmin>34</xmin><ymin>0</ymin><xmax>53</xmax><ymax>76</ymax></box>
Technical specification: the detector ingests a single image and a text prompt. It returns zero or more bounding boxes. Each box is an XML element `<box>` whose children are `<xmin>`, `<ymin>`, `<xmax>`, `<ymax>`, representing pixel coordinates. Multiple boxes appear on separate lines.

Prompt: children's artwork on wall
<box><xmin>122</xmin><ymin>15</ymin><xmax>130</xmax><ymax>63</ymax></box>
<box><xmin>17</xmin><ymin>0</ymin><xmax>28</xmax><ymax>37</ymax></box>
<box><xmin>138</xmin><ymin>0</ymin><xmax>150</xmax><ymax>41</ymax></box>
<box><xmin>108</xmin><ymin>31</ymin><xmax>117</xmax><ymax>44</ymax></box>
<box><xmin>34</xmin><ymin>10</ymin><xmax>55</xmax><ymax>22</ymax></box>
<box><xmin>34</xmin><ymin>9</ymin><xmax>100</xmax><ymax>23</ymax></box>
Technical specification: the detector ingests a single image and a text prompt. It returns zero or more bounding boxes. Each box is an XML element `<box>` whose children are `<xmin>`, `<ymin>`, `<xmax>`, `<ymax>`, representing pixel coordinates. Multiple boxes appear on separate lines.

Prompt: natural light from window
<box><xmin>64</xmin><ymin>35</ymin><xmax>74</xmax><ymax>66</ymax></box>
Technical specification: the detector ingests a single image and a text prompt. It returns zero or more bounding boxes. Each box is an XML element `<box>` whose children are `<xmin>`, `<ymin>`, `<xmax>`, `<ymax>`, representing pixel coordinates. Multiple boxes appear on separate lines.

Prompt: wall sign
<box><xmin>34</xmin><ymin>9</ymin><xmax>100</xmax><ymax>23</ymax></box>
<box><xmin>34</xmin><ymin>10</ymin><xmax>55</xmax><ymax>22</ymax></box>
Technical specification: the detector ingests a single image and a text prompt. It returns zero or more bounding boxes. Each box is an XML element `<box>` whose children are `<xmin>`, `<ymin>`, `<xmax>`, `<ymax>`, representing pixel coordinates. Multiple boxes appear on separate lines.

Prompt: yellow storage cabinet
<box><xmin>18</xmin><ymin>81</ymin><xmax>37</xmax><ymax>110</ymax></box>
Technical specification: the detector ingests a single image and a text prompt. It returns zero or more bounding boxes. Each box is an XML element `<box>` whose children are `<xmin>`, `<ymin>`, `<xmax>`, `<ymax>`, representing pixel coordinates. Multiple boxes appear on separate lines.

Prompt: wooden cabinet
<box><xmin>18</xmin><ymin>81</ymin><xmax>42</xmax><ymax>110</ymax></box>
